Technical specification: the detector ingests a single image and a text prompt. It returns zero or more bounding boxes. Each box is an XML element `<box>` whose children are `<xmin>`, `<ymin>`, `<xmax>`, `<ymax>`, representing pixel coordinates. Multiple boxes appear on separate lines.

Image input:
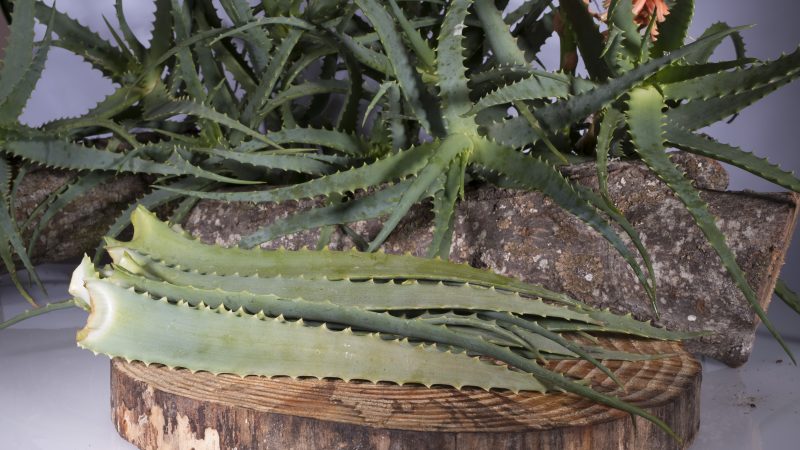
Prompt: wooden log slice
<box><xmin>110</xmin><ymin>338</ymin><xmax>701</xmax><ymax>450</ymax></box>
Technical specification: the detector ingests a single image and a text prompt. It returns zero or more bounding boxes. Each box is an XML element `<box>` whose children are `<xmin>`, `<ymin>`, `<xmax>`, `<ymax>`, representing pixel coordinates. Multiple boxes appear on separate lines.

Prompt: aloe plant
<box><xmin>0</xmin><ymin>0</ymin><xmax>798</xmax><ymax>433</ymax></box>
<box><xmin>0</xmin><ymin>2</ymin><xmax>789</xmax><ymax>294</ymax></box>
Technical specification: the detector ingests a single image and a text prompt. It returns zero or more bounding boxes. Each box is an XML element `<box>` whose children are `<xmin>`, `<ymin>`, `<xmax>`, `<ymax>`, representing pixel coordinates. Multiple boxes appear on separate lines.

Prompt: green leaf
<box><xmin>116</xmin><ymin>0</ymin><xmax>146</xmax><ymax>61</ymax></box>
<box><xmin>108</xmin><ymin>205</ymin><xmax>583</xmax><ymax>306</ymax></box>
<box><xmin>0</xmin><ymin>299</ymin><xmax>81</xmax><ymax>330</ymax></box>
<box><xmin>559</xmin><ymin>0</ymin><xmax>611</xmax><ymax>80</ymax></box>
<box><xmin>79</xmin><ymin>277</ymin><xmax>553</xmax><ymax>391</ymax></box>
<box><xmin>662</xmin><ymin>46</ymin><xmax>800</xmax><ymax>101</ymax></box>
<box><xmin>436</xmin><ymin>0</ymin><xmax>473</xmax><ymax>132</ymax></box>
<box><xmin>93</xmin><ymin>178</ymin><xmax>214</xmax><ymax>264</ymax></box>
<box><xmin>428</xmin><ymin>155</ymin><xmax>466</xmax><ymax>259</ymax></box>
<box><xmin>333</xmin><ymin>33</ymin><xmax>364</xmax><ymax>133</ymax></box>
<box><xmin>355</xmin><ymin>0</ymin><xmax>444</xmax><ymax>136</ymax></box>
<box><xmin>605</xmin><ymin>0</ymin><xmax>642</xmax><ymax>60</ymax></box>
<box><xmin>188</xmin><ymin>147</ymin><xmax>335</xmax><ymax>176</ymax></box>
<box><xmin>651</xmin><ymin>0</ymin><xmax>694</xmax><ymax>57</ymax></box>
<box><xmin>242</xmin><ymin>29</ymin><xmax>304</xmax><ymax>129</ymax></box>
<box><xmin>217</xmin><ymin>0</ymin><xmax>273</xmax><ymax>73</ymax></box>
<box><xmin>257</xmin><ymin>80</ymin><xmax>350</xmax><ymax>117</ymax></box>
<box><xmin>683</xmin><ymin>22</ymin><xmax>748</xmax><ymax>65</ymax></box>
<box><xmin>0</xmin><ymin>157</ymin><xmax>10</xmax><ymax>199</ymax></box>
<box><xmin>664</xmin><ymin>125</ymin><xmax>800</xmax><ymax>192</ymax></box>
<box><xmin>0</xmin><ymin>10</ymin><xmax>52</xmax><ymax>124</ymax></box>
<box><xmin>145</xmin><ymin>0</ymin><xmax>174</xmax><ymax>67</ymax></box>
<box><xmin>169</xmin><ymin>0</ymin><xmax>204</xmax><ymax>101</ymax></box>
<box><xmin>145</xmin><ymin>98</ymin><xmax>277</xmax><ymax>147</ymax></box>
<box><xmin>167</xmin><ymin>150</ymin><xmax>264</xmax><ymax>185</ymax></box>
<box><xmin>26</xmin><ymin>172</ymin><xmax>110</xmax><ymax>257</ymax></box>
<box><xmin>241</xmin><ymin>127</ymin><xmax>368</xmax><ymax>157</ymax></box>
<box><xmin>666</xmin><ymin>71</ymin><xmax>800</xmax><ymax>130</ymax></box>
<box><xmin>113</xmin><ymin>257</ymin><xmax>596</xmax><ymax>321</ymax></box>
<box><xmin>158</xmin><ymin>142</ymin><xmax>439</xmax><ymax>203</ymax></box>
<box><xmin>386</xmin><ymin>83</ymin><xmax>407</xmax><ymax>151</ymax></box>
<box><xmin>367</xmin><ymin>135</ymin><xmax>472</xmax><ymax>252</ymax></box>
<box><xmin>387</xmin><ymin>0</ymin><xmax>436</xmax><ymax>69</ymax></box>
<box><xmin>44</xmin><ymin>118</ymin><xmax>139</xmax><ymax>147</ymax></box>
<box><xmin>775</xmin><ymin>279</ymin><xmax>800</xmax><ymax>315</ymax></box>
<box><xmin>482</xmin><ymin>115</ymin><xmax>542</xmax><ymax>148</ymax></box>
<box><xmin>4</xmin><ymin>139</ymin><xmax>182</xmax><ymax>176</ymax></box>
<box><xmin>536</xmin><ymin>25</ymin><xmax>747</xmax><ymax>131</ymax></box>
<box><xmin>33</xmin><ymin>2</ymin><xmax>131</xmax><ymax>79</ymax></box>
<box><xmin>469</xmin><ymin>74</ymin><xmax>593</xmax><ymax>115</ymax></box>
<box><xmin>626</xmin><ymin>85</ymin><xmax>795</xmax><ymax>363</ymax></box>
<box><xmin>240</xmin><ymin>179</ymin><xmax>415</xmax><ymax>247</ymax></box>
<box><xmin>0</xmin><ymin>0</ymin><xmax>35</xmax><ymax>105</ymax></box>
<box><xmin>362</xmin><ymin>81</ymin><xmax>394</xmax><ymax>128</ymax></box>
<box><xmin>0</xmin><ymin>244</ymin><xmax>37</xmax><ymax>307</ymax></box>
<box><xmin>207</xmin><ymin>15</ymin><xmax>316</xmax><ymax>45</ymax></box>
<box><xmin>591</xmin><ymin>110</ymin><xmax>657</xmax><ymax>306</ymax></box>
<box><xmin>420</xmin><ymin>313</ymin><xmax>541</xmax><ymax>353</ymax></box>
<box><xmin>102</xmin><ymin>15</ymin><xmax>136</xmax><ymax>62</ymax></box>
<box><xmin>540</xmin><ymin>309</ymin><xmax>699</xmax><ymax>340</ymax></box>
<box><xmin>474</xmin><ymin>0</ymin><xmax>527</xmax><ymax>66</ymax></box>
<box><xmin>595</xmin><ymin>108</ymin><xmax>624</xmax><ymax>203</ymax></box>
<box><xmin>650</xmin><ymin>59</ymin><xmax>757</xmax><ymax>84</ymax></box>
<box><xmin>188</xmin><ymin>10</ymin><xmax>239</xmax><ymax>117</ymax></box>
<box><xmin>46</xmin><ymin>85</ymin><xmax>145</xmax><ymax>129</ymax></box>
<box><xmin>482</xmin><ymin>312</ymin><xmax>623</xmax><ymax>387</ymax></box>
<box><xmin>575</xmin><ymin>185</ymin><xmax>657</xmax><ymax>311</ymax></box>
<box><xmin>330</xmin><ymin>31</ymin><xmax>393</xmax><ymax>76</ymax></box>
<box><xmin>0</xmin><ymin>211</ymin><xmax>38</xmax><ymax>307</ymax></box>
<box><xmin>0</xmin><ymin>188</ymin><xmax>45</xmax><ymax>298</ymax></box>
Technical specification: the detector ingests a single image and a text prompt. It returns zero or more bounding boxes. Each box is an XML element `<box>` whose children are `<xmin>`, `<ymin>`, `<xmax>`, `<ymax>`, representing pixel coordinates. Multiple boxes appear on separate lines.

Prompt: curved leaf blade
<box><xmin>626</xmin><ymin>86</ymin><xmax>795</xmax><ymax>363</ymax></box>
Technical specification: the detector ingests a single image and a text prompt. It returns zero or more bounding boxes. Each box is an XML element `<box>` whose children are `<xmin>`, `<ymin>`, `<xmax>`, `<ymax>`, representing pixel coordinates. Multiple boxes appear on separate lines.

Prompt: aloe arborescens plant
<box><xmin>1</xmin><ymin>0</ymin><xmax>799</xmax><ymax>440</ymax></box>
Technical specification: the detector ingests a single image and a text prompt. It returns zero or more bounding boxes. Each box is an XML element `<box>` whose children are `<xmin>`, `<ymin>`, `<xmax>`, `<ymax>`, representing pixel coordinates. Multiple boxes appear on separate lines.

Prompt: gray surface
<box><xmin>1</xmin><ymin>264</ymin><xmax>799</xmax><ymax>449</ymax></box>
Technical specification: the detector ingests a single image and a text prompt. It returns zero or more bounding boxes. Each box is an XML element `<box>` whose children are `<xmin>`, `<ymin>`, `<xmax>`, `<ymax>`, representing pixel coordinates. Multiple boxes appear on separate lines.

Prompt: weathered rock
<box><xmin>184</xmin><ymin>154</ymin><xmax>797</xmax><ymax>367</ymax></box>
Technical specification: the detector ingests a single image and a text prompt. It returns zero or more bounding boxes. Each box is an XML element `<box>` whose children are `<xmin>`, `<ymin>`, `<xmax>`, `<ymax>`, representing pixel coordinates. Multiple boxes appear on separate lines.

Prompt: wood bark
<box><xmin>110</xmin><ymin>338</ymin><xmax>701</xmax><ymax>450</ymax></box>
<box><xmin>11</xmin><ymin>169</ymin><xmax>147</xmax><ymax>264</ymax></box>
<box><xmin>9</xmin><ymin>153</ymin><xmax>799</xmax><ymax>365</ymax></box>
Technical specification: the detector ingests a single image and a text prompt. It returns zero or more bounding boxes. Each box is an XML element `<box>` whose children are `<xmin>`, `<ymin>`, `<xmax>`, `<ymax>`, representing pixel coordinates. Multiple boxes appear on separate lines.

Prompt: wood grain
<box><xmin>111</xmin><ymin>338</ymin><xmax>701</xmax><ymax>450</ymax></box>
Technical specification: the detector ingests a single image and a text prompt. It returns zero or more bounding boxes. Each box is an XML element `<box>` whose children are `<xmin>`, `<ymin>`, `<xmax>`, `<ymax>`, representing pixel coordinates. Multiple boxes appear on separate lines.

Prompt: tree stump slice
<box><xmin>110</xmin><ymin>338</ymin><xmax>701</xmax><ymax>450</ymax></box>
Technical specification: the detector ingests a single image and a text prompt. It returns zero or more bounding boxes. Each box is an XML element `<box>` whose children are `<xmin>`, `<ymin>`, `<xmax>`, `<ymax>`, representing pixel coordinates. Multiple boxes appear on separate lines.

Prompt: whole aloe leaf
<box><xmin>106</xmin><ymin>206</ymin><xmax>581</xmax><ymax>305</ymax></box>
<box><xmin>80</xmin><ymin>278</ymin><xmax>550</xmax><ymax>392</ymax></box>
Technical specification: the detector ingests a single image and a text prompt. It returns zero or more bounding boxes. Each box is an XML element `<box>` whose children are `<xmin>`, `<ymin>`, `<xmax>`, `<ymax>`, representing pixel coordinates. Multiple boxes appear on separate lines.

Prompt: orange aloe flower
<box><xmin>604</xmin><ymin>0</ymin><xmax>671</xmax><ymax>38</ymax></box>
